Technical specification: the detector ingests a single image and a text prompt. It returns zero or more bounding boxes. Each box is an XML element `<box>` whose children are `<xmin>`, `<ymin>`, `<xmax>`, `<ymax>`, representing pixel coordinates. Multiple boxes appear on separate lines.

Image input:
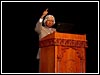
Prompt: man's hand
<box><xmin>41</xmin><ymin>8</ymin><xmax>48</xmax><ymax>18</ymax></box>
<box><xmin>43</xmin><ymin>8</ymin><xmax>48</xmax><ymax>16</ymax></box>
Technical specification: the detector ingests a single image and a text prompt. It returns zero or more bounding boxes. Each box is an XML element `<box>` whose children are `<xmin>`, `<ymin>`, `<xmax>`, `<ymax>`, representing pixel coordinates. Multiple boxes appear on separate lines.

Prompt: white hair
<box><xmin>44</xmin><ymin>15</ymin><xmax>55</xmax><ymax>25</ymax></box>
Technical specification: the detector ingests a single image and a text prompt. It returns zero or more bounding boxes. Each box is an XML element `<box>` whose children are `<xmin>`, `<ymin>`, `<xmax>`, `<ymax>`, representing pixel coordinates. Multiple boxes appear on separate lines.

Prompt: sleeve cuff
<box><xmin>39</xmin><ymin>18</ymin><xmax>43</xmax><ymax>23</ymax></box>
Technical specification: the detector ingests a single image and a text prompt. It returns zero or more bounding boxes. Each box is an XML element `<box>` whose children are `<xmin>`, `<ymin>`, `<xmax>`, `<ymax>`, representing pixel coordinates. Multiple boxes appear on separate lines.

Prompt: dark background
<box><xmin>2</xmin><ymin>2</ymin><xmax>98</xmax><ymax>73</ymax></box>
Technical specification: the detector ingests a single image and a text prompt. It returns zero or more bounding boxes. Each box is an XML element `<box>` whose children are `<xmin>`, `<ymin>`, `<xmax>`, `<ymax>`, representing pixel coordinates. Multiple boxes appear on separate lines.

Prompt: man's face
<box><xmin>45</xmin><ymin>16</ymin><xmax>54</xmax><ymax>27</ymax></box>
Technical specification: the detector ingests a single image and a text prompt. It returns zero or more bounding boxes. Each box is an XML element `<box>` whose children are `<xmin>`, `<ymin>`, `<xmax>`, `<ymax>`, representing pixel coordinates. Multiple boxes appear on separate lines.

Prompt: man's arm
<box><xmin>35</xmin><ymin>8</ymin><xmax>48</xmax><ymax>34</ymax></box>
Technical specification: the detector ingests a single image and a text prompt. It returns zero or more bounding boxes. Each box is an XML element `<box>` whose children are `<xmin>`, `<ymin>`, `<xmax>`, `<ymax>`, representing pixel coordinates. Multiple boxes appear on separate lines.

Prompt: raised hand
<box><xmin>42</xmin><ymin>8</ymin><xmax>48</xmax><ymax>16</ymax></box>
<box><xmin>41</xmin><ymin>8</ymin><xmax>48</xmax><ymax>18</ymax></box>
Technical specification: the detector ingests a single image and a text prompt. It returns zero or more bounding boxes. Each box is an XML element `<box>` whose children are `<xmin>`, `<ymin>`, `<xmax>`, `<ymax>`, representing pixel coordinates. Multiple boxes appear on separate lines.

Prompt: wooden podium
<box><xmin>39</xmin><ymin>32</ymin><xmax>87</xmax><ymax>73</ymax></box>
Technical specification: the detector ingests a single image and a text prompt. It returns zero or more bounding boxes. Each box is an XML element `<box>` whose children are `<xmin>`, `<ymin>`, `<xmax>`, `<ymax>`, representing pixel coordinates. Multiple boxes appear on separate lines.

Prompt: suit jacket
<box><xmin>35</xmin><ymin>18</ymin><xmax>56</xmax><ymax>59</ymax></box>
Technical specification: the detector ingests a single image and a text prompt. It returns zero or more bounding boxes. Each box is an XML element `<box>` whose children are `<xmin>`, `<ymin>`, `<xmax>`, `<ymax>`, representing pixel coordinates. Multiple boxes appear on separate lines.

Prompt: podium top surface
<box><xmin>41</xmin><ymin>32</ymin><xmax>87</xmax><ymax>41</ymax></box>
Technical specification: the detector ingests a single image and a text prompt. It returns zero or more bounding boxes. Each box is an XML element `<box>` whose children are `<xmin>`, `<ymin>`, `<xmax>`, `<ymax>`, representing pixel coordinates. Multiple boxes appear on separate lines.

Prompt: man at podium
<box><xmin>35</xmin><ymin>8</ymin><xmax>56</xmax><ymax>59</ymax></box>
<box><xmin>35</xmin><ymin>8</ymin><xmax>87</xmax><ymax>73</ymax></box>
